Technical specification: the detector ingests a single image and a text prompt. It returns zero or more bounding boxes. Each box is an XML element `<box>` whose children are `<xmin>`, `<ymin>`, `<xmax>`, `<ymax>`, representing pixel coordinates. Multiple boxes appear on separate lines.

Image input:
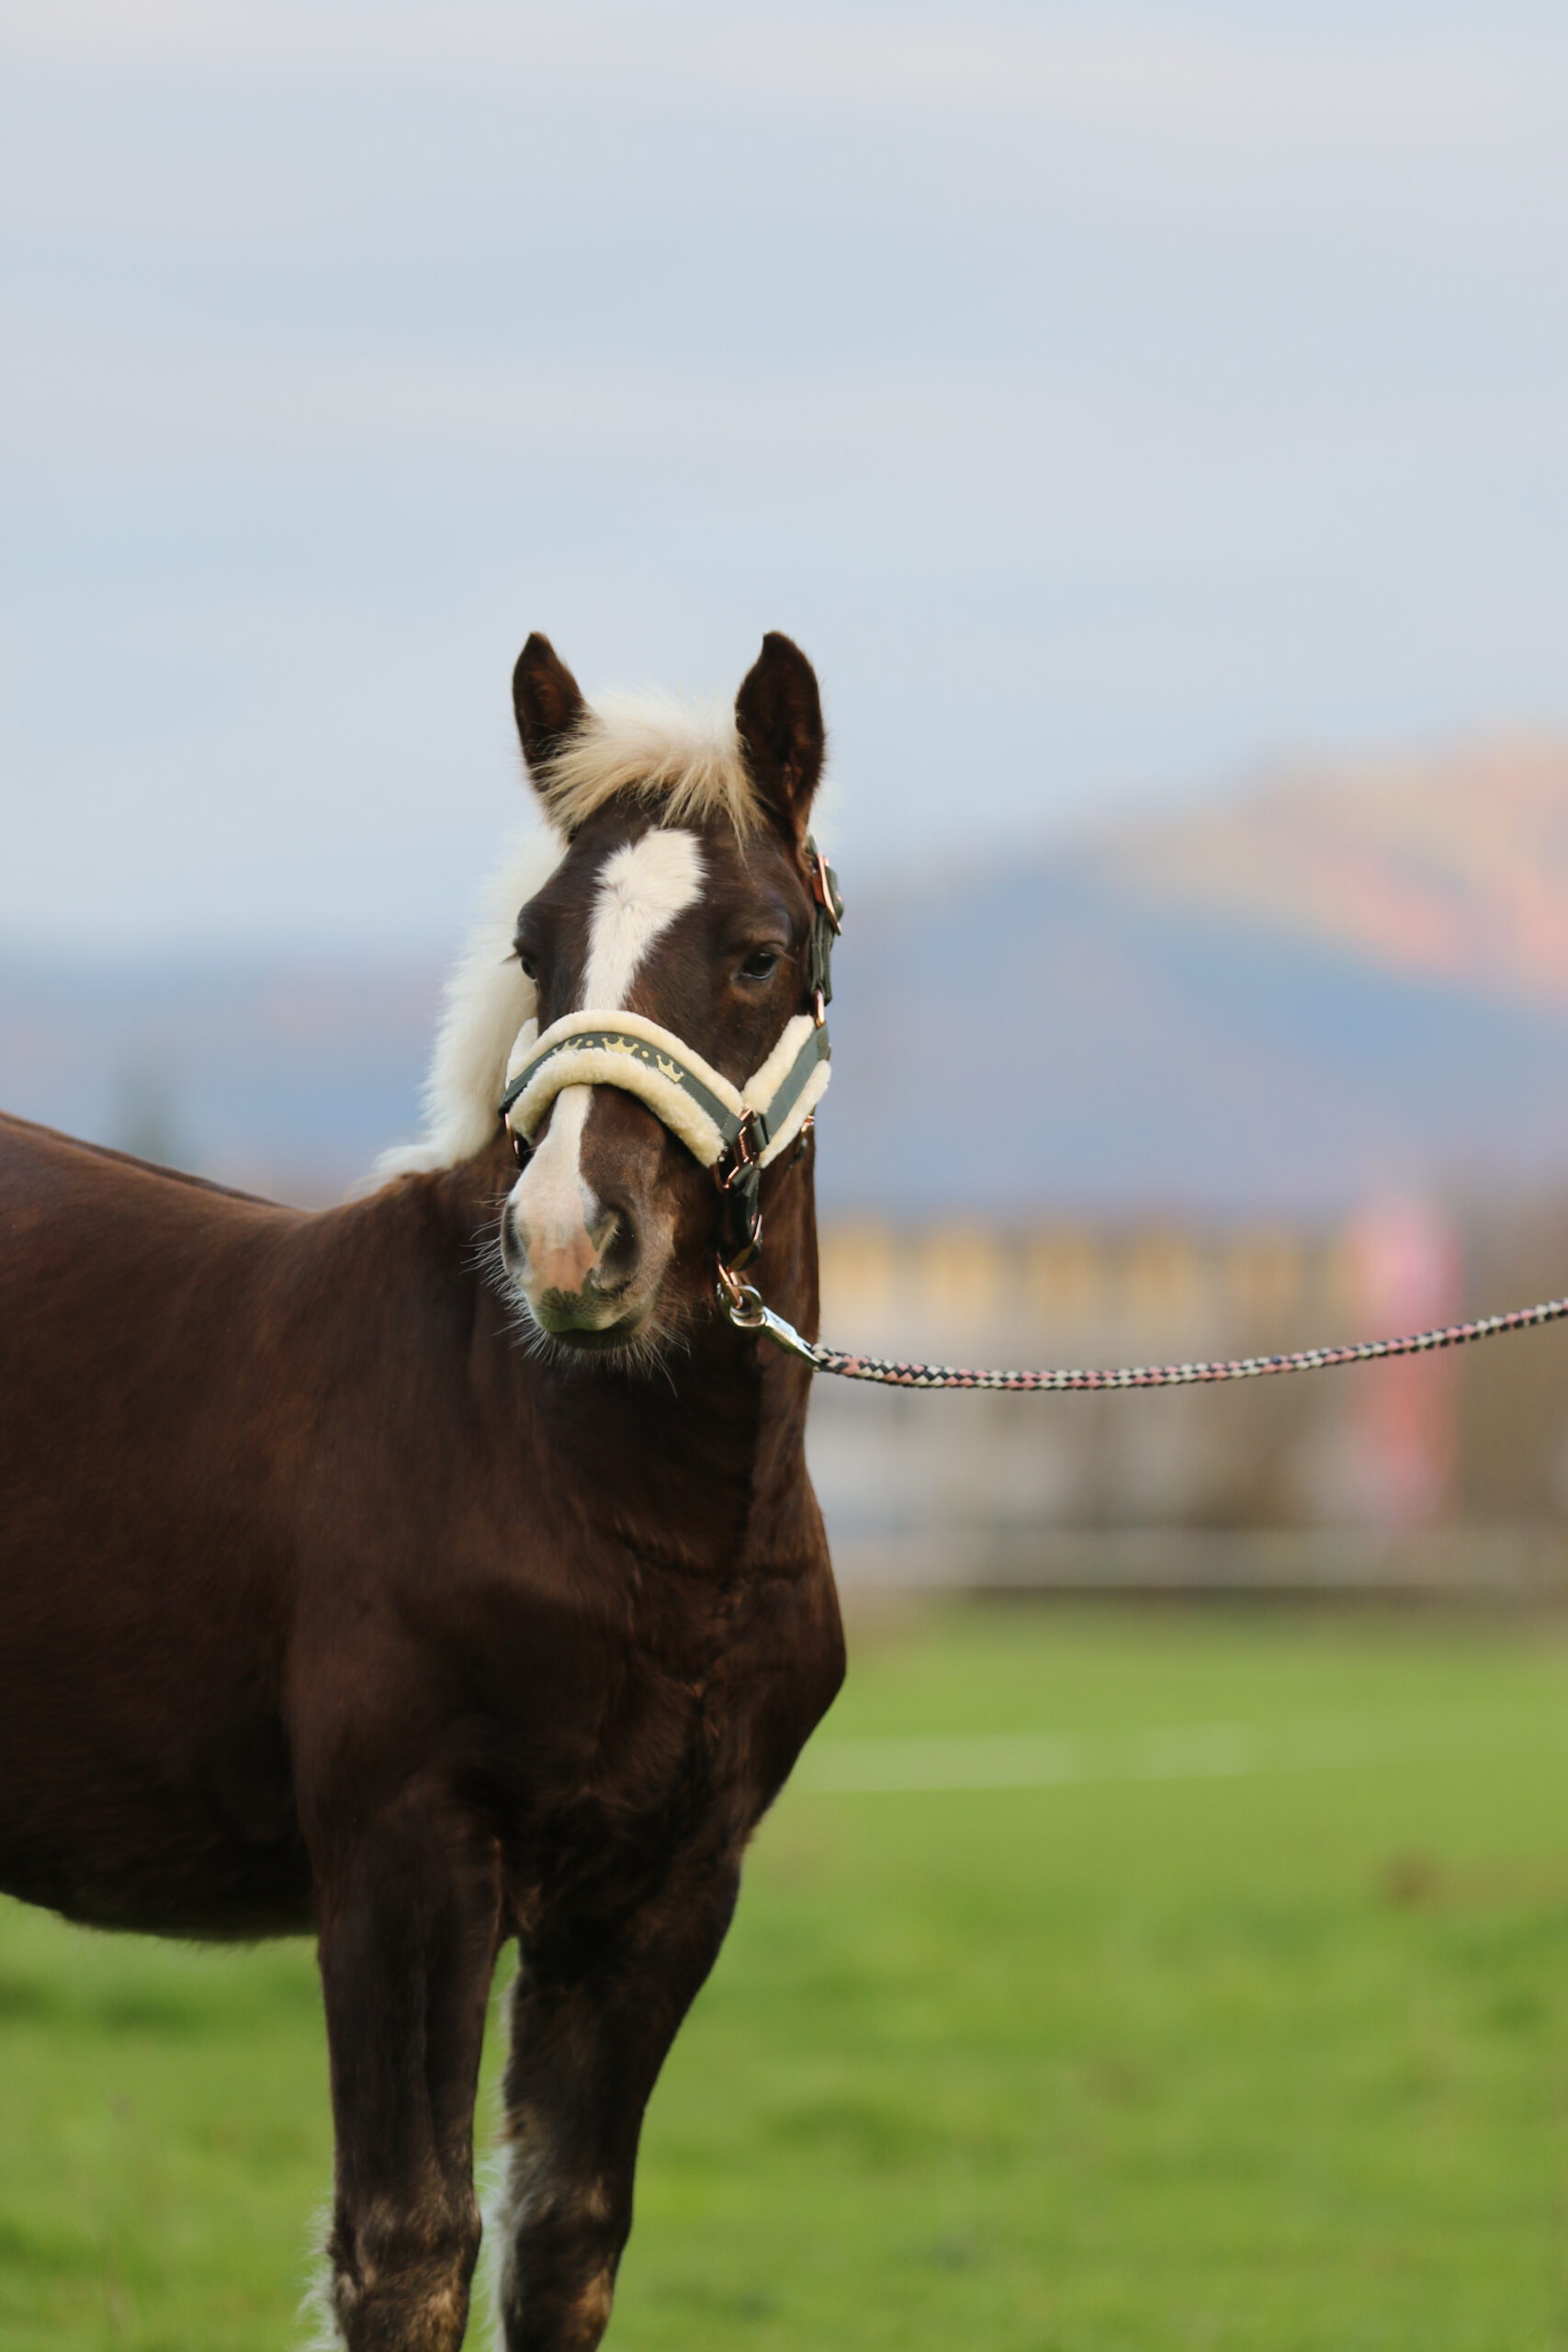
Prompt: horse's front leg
<box><xmin>315</xmin><ymin>1787</ymin><xmax>502</xmax><ymax>2352</ymax></box>
<box><xmin>494</xmin><ymin>1849</ymin><xmax>742</xmax><ymax>2351</ymax></box>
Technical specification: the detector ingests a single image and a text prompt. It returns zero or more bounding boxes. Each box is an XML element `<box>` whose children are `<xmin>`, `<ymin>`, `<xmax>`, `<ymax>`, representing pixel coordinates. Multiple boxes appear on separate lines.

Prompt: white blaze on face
<box><xmin>581</xmin><ymin>830</ymin><xmax>705</xmax><ymax>1011</ymax></box>
<box><xmin>510</xmin><ymin>830</ymin><xmax>705</xmax><ymax>1271</ymax></box>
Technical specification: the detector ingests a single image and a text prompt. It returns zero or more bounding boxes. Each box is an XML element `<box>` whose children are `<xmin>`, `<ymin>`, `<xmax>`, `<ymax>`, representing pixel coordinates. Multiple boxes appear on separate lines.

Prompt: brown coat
<box><xmin>0</xmin><ymin>629</ymin><xmax>845</xmax><ymax>2352</ymax></box>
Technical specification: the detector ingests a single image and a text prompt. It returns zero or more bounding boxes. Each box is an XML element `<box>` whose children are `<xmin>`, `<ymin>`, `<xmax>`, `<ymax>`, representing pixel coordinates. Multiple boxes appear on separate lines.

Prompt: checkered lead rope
<box><xmin>727</xmin><ymin>1285</ymin><xmax>1568</xmax><ymax>1391</ymax></box>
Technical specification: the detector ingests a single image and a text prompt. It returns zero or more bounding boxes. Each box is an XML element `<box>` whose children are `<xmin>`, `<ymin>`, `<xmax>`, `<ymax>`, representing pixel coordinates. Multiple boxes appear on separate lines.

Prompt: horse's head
<box><xmin>497</xmin><ymin>632</ymin><xmax>829</xmax><ymax>1356</ymax></box>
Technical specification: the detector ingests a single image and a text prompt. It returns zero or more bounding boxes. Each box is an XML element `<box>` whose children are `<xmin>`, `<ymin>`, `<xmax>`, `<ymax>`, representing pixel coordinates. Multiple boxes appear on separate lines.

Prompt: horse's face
<box><xmin>498</xmin><ymin>633</ymin><xmax>824</xmax><ymax>1355</ymax></box>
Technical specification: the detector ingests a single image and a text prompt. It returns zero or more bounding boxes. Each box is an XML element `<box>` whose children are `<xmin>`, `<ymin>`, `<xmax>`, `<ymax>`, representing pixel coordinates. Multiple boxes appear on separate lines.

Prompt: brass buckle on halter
<box><xmin>807</xmin><ymin>842</ymin><xmax>841</xmax><ymax>1027</ymax></box>
<box><xmin>716</xmin><ymin>1111</ymin><xmax>761</xmax><ymax>1188</ymax></box>
<box><xmin>809</xmin><ymin>846</ymin><xmax>842</xmax><ymax>933</ymax></box>
<box><xmin>714</xmin><ymin>1115</ymin><xmax>763</xmax><ymax>1272</ymax></box>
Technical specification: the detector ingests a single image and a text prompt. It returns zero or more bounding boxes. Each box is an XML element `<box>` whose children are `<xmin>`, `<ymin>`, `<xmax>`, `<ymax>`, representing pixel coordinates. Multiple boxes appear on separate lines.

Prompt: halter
<box><xmin>499</xmin><ymin>841</ymin><xmax>843</xmax><ymax>1274</ymax></box>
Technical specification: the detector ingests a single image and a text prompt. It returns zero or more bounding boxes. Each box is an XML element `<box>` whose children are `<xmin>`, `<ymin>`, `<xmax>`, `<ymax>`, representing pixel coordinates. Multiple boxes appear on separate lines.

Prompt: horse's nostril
<box><xmin>594</xmin><ymin>1205</ymin><xmax>640</xmax><ymax>1291</ymax></box>
<box><xmin>587</xmin><ymin>1204</ymin><xmax>617</xmax><ymax>1257</ymax></box>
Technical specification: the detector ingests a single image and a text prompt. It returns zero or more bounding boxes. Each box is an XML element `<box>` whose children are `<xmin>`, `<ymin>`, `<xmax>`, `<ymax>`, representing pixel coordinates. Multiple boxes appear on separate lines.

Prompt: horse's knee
<box><xmin>329</xmin><ymin>2192</ymin><xmax>481</xmax><ymax>2352</ymax></box>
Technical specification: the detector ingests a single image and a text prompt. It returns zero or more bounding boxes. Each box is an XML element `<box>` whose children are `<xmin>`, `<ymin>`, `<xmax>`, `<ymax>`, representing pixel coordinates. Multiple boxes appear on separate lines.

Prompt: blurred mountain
<box><xmin>829</xmin><ymin>738</ymin><xmax>1568</xmax><ymax>1216</ymax></box>
<box><xmin>6</xmin><ymin>737</ymin><xmax>1568</xmax><ymax>1215</ymax></box>
<box><xmin>1095</xmin><ymin>738</ymin><xmax>1568</xmax><ymax>1009</ymax></box>
<box><xmin>0</xmin><ymin>951</ymin><xmax>442</xmax><ymax>1206</ymax></box>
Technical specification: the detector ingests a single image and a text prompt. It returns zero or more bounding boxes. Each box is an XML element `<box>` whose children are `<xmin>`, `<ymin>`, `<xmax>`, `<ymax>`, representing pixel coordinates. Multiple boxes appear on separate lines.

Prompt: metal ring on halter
<box><xmin>719</xmin><ymin>1270</ymin><xmax>771</xmax><ymax>1326</ymax></box>
<box><xmin>716</xmin><ymin>1267</ymin><xmax>825</xmax><ymax>1363</ymax></box>
<box><xmin>716</xmin><ymin>1264</ymin><xmax>765</xmax><ymax>1321</ymax></box>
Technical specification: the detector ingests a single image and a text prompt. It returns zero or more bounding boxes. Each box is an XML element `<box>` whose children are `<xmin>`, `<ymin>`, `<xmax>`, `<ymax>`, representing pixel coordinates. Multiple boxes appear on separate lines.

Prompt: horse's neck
<box><xmin>446</xmin><ymin>1147</ymin><xmax>820</xmax><ymax>1577</ymax></box>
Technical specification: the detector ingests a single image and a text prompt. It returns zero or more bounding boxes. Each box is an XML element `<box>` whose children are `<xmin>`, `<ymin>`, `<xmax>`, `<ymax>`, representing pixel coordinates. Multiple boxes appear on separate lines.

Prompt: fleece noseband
<box><xmin>499</xmin><ymin>842</ymin><xmax>843</xmax><ymax>1271</ymax></box>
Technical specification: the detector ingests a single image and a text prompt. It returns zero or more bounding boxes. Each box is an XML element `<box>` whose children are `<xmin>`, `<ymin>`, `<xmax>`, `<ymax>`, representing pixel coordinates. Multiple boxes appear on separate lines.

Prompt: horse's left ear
<box><xmin>734</xmin><ymin>633</ymin><xmax>825</xmax><ymax>843</ymax></box>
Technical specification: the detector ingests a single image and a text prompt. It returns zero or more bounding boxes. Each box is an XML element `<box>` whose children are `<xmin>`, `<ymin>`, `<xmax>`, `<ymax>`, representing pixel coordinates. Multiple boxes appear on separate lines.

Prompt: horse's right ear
<box><xmin>512</xmin><ymin>635</ymin><xmax>586</xmax><ymax>781</ymax></box>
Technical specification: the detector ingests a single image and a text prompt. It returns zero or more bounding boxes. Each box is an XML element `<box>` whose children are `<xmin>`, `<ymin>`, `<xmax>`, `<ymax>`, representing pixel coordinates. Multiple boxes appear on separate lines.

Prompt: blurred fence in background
<box><xmin>810</xmin><ymin>1198</ymin><xmax>1568</xmax><ymax>1598</ymax></box>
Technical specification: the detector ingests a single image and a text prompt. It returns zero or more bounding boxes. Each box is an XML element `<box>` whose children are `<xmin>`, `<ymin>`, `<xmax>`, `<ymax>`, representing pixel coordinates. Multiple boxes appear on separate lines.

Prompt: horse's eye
<box><xmin>517</xmin><ymin>951</ymin><xmax>536</xmax><ymax>980</ymax></box>
<box><xmin>739</xmin><ymin>948</ymin><xmax>781</xmax><ymax>982</ymax></box>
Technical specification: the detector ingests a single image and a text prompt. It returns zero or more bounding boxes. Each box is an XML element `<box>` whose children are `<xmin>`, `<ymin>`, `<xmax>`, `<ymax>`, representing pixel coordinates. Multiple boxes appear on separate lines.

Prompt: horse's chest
<box><xmin>581</xmin><ymin>1629</ymin><xmax>780</xmax><ymax>1825</ymax></box>
<box><xmin>517</xmin><ymin>1566</ymin><xmax>840</xmax><ymax>1891</ymax></box>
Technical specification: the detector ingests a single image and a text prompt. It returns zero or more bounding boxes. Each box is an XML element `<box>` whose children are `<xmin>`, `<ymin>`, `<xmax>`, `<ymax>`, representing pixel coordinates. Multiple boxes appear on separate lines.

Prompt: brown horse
<box><xmin>0</xmin><ymin>632</ymin><xmax>845</xmax><ymax>2350</ymax></box>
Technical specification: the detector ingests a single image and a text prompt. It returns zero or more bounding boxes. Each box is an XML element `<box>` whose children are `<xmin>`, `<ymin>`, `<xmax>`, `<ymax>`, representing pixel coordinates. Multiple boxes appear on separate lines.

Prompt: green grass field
<box><xmin>3</xmin><ymin>1603</ymin><xmax>1568</xmax><ymax>2350</ymax></box>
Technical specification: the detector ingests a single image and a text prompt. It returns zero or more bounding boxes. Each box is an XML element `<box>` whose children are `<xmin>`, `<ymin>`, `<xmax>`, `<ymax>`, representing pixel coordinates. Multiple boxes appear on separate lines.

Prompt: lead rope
<box><xmin>679</xmin><ymin>843</ymin><xmax>1568</xmax><ymax>1388</ymax></box>
<box><xmin>717</xmin><ymin>1274</ymin><xmax>1568</xmax><ymax>1391</ymax></box>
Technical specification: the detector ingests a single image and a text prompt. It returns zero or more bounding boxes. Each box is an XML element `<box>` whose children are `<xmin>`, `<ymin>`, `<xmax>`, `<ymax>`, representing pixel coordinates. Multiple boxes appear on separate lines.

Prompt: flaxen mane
<box><xmin>534</xmin><ymin>689</ymin><xmax>759</xmax><ymax>841</ymax></box>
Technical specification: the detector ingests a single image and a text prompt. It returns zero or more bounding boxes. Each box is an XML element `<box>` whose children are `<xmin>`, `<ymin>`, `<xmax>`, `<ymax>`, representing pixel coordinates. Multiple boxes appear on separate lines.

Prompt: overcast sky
<box><xmin>5</xmin><ymin>0</ymin><xmax>1567</xmax><ymax>949</ymax></box>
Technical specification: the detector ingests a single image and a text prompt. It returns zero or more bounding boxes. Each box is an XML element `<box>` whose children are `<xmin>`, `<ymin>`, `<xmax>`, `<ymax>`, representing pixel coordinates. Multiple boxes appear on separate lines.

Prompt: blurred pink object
<box><xmin>1346</xmin><ymin>1196</ymin><xmax>1463</xmax><ymax>1527</ymax></box>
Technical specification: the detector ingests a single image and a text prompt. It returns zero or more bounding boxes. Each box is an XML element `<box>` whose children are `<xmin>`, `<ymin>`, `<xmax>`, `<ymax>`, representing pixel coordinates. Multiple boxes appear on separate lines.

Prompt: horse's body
<box><xmin>0</xmin><ymin>634</ymin><xmax>844</xmax><ymax>2349</ymax></box>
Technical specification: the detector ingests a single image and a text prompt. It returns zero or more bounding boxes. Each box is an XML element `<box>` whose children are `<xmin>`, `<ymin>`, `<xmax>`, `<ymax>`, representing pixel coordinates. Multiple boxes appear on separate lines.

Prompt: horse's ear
<box><xmin>734</xmin><ymin>633</ymin><xmax>825</xmax><ymax>843</ymax></box>
<box><xmin>513</xmin><ymin>634</ymin><xmax>586</xmax><ymax>780</ymax></box>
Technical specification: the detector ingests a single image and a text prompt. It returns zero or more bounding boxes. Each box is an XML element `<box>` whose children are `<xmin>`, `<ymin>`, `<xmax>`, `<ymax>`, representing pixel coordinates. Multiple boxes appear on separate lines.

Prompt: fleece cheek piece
<box><xmin>499</xmin><ymin>1007</ymin><xmax>831</xmax><ymax>1172</ymax></box>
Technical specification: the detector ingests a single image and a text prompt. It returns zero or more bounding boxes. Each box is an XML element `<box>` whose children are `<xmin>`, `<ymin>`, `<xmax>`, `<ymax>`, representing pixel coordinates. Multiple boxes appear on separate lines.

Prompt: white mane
<box><xmin>375</xmin><ymin>690</ymin><xmax>761</xmax><ymax>1182</ymax></box>
<box><xmin>534</xmin><ymin>688</ymin><xmax>758</xmax><ymax>839</ymax></box>
<box><xmin>373</xmin><ymin>830</ymin><xmax>555</xmax><ymax>1181</ymax></box>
